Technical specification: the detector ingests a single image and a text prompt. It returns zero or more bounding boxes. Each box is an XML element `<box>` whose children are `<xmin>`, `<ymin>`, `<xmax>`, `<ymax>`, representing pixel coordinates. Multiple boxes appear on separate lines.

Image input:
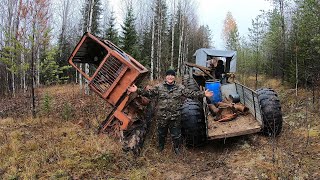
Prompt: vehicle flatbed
<box><xmin>207</xmin><ymin>113</ymin><xmax>262</xmax><ymax>139</ymax></box>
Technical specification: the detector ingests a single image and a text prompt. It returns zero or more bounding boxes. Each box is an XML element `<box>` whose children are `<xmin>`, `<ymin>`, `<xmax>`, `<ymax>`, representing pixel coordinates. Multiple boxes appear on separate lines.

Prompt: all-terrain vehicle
<box><xmin>181</xmin><ymin>48</ymin><xmax>283</xmax><ymax>146</ymax></box>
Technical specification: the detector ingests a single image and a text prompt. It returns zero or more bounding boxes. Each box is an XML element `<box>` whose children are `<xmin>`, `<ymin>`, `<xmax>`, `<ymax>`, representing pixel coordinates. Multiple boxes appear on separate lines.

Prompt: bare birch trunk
<box><xmin>170</xmin><ymin>0</ymin><xmax>175</xmax><ymax>69</ymax></box>
<box><xmin>14</xmin><ymin>0</ymin><xmax>22</xmax><ymax>95</ymax></box>
<box><xmin>177</xmin><ymin>14</ymin><xmax>183</xmax><ymax>76</ymax></box>
<box><xmin>150</xmin><ymin>16</ymin><xmax>155</xmax><ymax>80</ymax></box>
<box><xmin>36</xmin><ymin>47</ymin><xmax>40</xmax><ymax>86</ymax></box>
<box><xmin>79</xmin><ymin>64</ymin><xmax>83</xmax><ymax>89</ymax></box>
<box><xmin>22</xmin><ymin>53</ymin><xmax>26</xmax><ymax>93</ymax></box>
<box><xmin>7</xmin><ymin>0</ymin><xmax>15</xmax><ymax>96</ymax></box>
<box><xmin>60</xmin><ymin>0</ymin><xmax>70</xmax><ymax>56</ymax></box>
<box><xmin>156</xmin><ymin>1</ymin><xmax>161</xmax><ymax>79</ymax></box>
<box><xmin>6</xmin><ymin>67</ymin><xmax>10</xmax><ymax>94</ymax></box>
<box><xmin>279</xmin><ymin>0</ymin><xmax>286</xmax><ymax>82</ymax></box>
<box><xmin>31</xmin><ymin>21</ymin><xmax>36</xmax><ymax>118</ymax></box>
<box><xmin>158</xmin><ymin>2</ymin><xmax>162</xmax><ymax>78</ymax></box>
<box><xmin>19</xmin><ymin>0</ymin><xmax>27</xmax><ymax>93</ymax></box>
<box><xmin>182</xmin><ymin>28</ymin><xmax>188</xmax><ymax>75</ymax></box>
<box><xmin>75</xmin><ymin>70</ymin><xmax>78</xmax><ymax>84</ymax></box>
<box><xmin>84</xmin><ymin>0</ymin><xmax>94</xmax><ymax>95</ymax></box>
<box><xmin>11</xmin><ymin>65</ymin><xmax>15</xmax><ymax>96</ymax></box>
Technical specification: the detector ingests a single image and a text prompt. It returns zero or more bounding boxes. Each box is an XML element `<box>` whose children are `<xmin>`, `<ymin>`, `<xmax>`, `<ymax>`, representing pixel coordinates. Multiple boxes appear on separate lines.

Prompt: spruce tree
<box><xmin>105</xmin><ymin>11</ymin><xmax>119</xmax><ymax>45</ymax></box>
<box><xmin>120</xmin><ymin>5</ymin><xmax>140</xmax><ymax>59</ymax></box>
<box><xmin>40</xmin><ymin>47</ymin><xmax>70</xmax><ymax>85</ymax></box>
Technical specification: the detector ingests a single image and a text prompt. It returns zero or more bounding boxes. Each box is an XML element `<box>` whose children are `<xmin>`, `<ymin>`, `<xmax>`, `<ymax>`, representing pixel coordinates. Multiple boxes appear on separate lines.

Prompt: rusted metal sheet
<box><xmin>68</xmin><ymin>32</ymin><xmax>149</xmax><ymax>131</ymax></box>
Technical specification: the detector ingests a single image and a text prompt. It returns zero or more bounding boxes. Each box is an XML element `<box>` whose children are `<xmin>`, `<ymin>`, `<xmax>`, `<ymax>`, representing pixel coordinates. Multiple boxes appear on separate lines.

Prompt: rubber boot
<box><xmin>158</xmin><ymin>126</ymin><xmax>167</xmax><ymax>152</ymax></box>
<box><xmin>158</xmin><ymin>137</ymin><xmax>165</xmax><ymax>152</ymax></box>
<box><xmin>173</xmin><ymin>138</ymin><xmax>181</xmax><ymax>155</ymax></box>
<box><xmin>170</xmin><ymin>126</ymin><xmax>182</xmax><ymax>155</ymax></box>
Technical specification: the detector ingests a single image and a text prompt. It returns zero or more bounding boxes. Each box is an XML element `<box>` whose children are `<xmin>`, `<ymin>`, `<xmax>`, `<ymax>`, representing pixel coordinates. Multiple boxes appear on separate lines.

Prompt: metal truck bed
<box><xmin>206</xmin><ymin>82</ymin><xmax>263</xmax><ymax>140</ymax></box>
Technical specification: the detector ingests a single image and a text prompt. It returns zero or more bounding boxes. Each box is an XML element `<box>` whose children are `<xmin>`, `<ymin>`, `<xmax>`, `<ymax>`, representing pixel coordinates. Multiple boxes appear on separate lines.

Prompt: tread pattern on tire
<box><xmin>257</xmin><ymin>88</ymin><xmax>283</xmax><ymax>137</ymax></box>
<box><xmin>182</xmin><ymin>74</ymin><xmax>199</xmax><ymax>91</ymax></box>
<box><xmin>181</xmin><ymin>98</ymin><xmax>207</xmax><ymax>146</ymax></box>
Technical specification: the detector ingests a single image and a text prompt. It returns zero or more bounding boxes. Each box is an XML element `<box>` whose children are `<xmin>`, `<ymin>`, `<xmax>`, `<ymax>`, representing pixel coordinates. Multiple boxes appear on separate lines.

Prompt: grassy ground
<box><xmin>0</xmin><ymin>79</ymin><xmax>319</xmax><ymax>179</ymax></box>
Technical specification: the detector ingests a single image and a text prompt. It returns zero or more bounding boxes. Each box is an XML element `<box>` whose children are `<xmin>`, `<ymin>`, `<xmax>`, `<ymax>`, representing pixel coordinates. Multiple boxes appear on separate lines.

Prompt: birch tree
<box><xmin>222</xmin><ymin>11</ymin><xmax>240</xmax><ymax>50</ymax></box>
<box><xmin>0</xmin><ymin>0</ymin><xmax>19</xmax><ymax>96</ymax></box>
<box><xmin>150</xmin><ymin>16</ymin><xmax>155</xmax><ymax>80</ymax></box>
<box><xmin>169</xmin><ymin>0</ymin><xmax>176</xmax><ymax>69</ymax></box>
<box><xmin>81</xmin><ymin>0</ymin><xmax>102</xmax><ymax>94</ymax></box>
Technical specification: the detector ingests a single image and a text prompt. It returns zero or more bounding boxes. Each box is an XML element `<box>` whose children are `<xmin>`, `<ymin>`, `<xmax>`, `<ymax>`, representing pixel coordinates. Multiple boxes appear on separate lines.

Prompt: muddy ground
<box><xmin>0</xmin><ymin>82</ymin><xmax>319</xmax><ymax>179</ymax></box>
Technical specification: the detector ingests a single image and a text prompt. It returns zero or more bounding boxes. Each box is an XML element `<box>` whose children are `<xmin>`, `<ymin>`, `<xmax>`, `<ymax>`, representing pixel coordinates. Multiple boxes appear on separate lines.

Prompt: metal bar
<box><xmin>100</xmin><ymin>64</ymin><xmax>117</xmax><ymax>80</ymax></box>
<box><xmin>98</xmin><ymin>92</ymin><xmax>129</xmax><ymax>132</ymax></box>
<box><xmin>91</xmin><ymin>81</ymin><xmax>104</xmax><ymax>93</ymax></box>
<box><xmin>103</xmin><ymin>66</ymin><xmax>129</xmax><ymax>99</ymax></box>
<box><xmin>252</xmin><ymin>91</ymin><xmax>257</xmax><ymax>119</ymax></box>
<box><xmin>242</xmin><ymin>85</ymin><xmax>245</xmax><ymax>105</ymax></box>
<box><xmin>106</xmin><ymin>57</ymin><xmax>121</xmax><ymax>73</ymax></box>
<box><xmin>98</xmin><ymin>69</ymin><xmax>114</xmax><ymax>85</ymax></box>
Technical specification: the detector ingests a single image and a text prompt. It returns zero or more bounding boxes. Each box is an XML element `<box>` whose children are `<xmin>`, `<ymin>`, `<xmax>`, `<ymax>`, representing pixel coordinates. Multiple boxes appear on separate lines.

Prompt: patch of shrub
<box><xmin>41</xmin><ymin>92</ymin><xmax>52</xmax><ymax>116</ymax></box>
<box><xmin>61</xmin><ymin>102</ymin><xmax>73</xmax><ymax>121</ymax></box>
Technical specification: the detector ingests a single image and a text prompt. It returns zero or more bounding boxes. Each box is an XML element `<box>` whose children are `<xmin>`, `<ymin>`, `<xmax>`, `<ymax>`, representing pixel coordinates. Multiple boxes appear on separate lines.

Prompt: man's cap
<box><xmin>166</xmin><ymin>69</ymin><xmax>176</xmax><ymax>76</ymax></box>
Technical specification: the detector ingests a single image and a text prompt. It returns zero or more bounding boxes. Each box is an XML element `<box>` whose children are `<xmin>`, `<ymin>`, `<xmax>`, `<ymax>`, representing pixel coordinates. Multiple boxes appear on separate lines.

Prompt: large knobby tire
<box><xmin>181</xmin><ymin>98</ymin><xmax>207</xmax><ymax>147</ymax></box>
<box><xmin>257</xmin><ymin>88</ymin><xmax>283</xmax><ymax>137</ymax></box>
<box><xmin>182</xmin><ymin>74</ymin><xmax>200</xmax><ymax>91</ymax></box>
<box><xmin>182</xmin><ymin>74</ymin><xmax>190</xmax><ymax>85</ymax></box>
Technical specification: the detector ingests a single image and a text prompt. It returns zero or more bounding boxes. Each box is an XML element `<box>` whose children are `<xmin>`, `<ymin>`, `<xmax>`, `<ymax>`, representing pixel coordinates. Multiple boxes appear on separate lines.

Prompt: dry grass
<box><xmin>0</xmin><ymin>78</ymin><xmax>320</xmax><ymax>179</ymax></box>
<box><xmin>0</xmin><ymin>116</ymin><xmax>124</xmax><ymax>179</ymax></box>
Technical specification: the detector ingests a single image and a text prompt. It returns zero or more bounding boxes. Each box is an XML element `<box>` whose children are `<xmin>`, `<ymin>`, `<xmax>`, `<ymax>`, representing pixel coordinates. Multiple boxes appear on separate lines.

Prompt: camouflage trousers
<box><xmin>157</xmin><ymin>113</ymin><xmax>181</xmax><ymax>150</ymax></box>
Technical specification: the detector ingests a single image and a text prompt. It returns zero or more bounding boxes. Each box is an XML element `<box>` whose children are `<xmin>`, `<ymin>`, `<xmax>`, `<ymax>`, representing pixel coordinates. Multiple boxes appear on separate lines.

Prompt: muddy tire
<box><xmin>257</xmin><ymin>88</ymin><xmax>283</xmax><ymax>137</ymax></box>
<box><xmin>182</xmin><ymin>75</ymin><xmax>199</xmax><ymax>91</ymax></box>
<box><xmin>181</xmin><ymin>98</ymin><xmax>207</xmax><ymax>147</ymax></box>
<box><xmin>182</xmin><ymin>74</ymin><xmax>190</xmax><ymax>85</ymax></box>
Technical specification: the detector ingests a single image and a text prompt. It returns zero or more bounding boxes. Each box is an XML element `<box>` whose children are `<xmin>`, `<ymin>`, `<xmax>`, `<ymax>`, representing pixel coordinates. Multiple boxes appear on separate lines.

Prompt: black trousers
<box><xmin>157</xmin><ymin>118</ymin><xmax>181</xmax><ymax>150</ymax></box>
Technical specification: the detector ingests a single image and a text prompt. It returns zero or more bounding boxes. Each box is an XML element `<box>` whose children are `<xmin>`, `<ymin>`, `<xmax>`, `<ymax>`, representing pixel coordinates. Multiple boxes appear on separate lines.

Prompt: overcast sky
<box><xmin>109</xmin><ymin>0</ymin><xmax>272</xmax><ymax>50</ymax></box>
<box><xmin>197</xmin><ymin>0</ymin><xmax>272</xmax><ymax>49</ymax></box>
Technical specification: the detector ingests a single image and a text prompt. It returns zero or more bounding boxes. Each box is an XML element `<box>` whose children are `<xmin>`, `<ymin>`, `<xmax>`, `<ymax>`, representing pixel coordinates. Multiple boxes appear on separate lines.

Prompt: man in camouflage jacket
<box><xmin>128</xmin><ymin>69</ymin><xmax>213</xmax><ymax>154</ymax></box>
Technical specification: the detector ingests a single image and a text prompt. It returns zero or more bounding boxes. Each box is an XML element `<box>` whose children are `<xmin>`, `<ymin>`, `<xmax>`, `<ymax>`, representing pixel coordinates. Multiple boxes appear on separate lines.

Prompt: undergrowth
<box><xmin>0</xmin><ymin>79</ymin><xmax>319</xmax><ymax>179</ymax></box>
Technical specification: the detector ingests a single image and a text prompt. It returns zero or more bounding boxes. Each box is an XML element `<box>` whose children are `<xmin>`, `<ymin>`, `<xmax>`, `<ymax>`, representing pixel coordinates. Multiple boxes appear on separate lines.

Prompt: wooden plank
<box><xmin>207</xmin><ymin>113</ymin><xmax>262</xmax><ymax>140</ymax></box>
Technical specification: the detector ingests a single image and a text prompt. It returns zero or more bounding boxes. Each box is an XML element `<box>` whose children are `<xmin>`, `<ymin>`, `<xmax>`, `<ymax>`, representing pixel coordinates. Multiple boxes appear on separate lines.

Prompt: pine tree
<box><xmin>291</xmin><ymin>0</ymin><xmax>320</xmax><ymax>87</ymax></box>
<box><xmin>248</xmin><ymin>15</ymin><xmax>266</xmax><ymax>89</ymax></box>
<box><xmin>264</xmin><ymin>9</ymin><xmax>283</xmax><ymax>77</ymax></box>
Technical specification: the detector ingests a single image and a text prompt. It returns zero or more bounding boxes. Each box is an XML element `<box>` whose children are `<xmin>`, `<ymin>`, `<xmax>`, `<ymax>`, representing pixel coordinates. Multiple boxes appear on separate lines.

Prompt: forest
<box><xmin>0</xmin><ymin>0</ymin><xmax>320</xmax><ymax>179</ymax></box>
<box><xmin>0</xmin><ymin>0</ymin><xmax>319</xmax><ymax>95</ymax></box>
